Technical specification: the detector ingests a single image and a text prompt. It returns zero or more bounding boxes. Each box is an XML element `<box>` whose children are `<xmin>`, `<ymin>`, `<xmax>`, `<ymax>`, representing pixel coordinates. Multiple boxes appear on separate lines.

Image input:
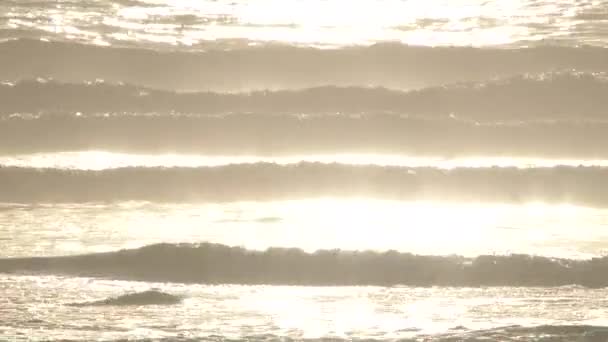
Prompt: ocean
<box><xmin>2</xmin><ymin>0</ymin><xmax>608</xmax><ymax>340</ymax></box>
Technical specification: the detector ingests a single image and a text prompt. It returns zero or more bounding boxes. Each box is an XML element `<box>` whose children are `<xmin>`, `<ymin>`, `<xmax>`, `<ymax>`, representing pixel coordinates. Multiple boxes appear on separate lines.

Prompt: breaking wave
<box><xmin>1</xmin><ymin>113</ymin><xmax>608</xmax><ymax>157</ymax></box>
<box><xmin>4</xmin><ymin>242</ymin><xmax>608</xmax><ymax>287</ymax></box>
<box><xmin>2</xmin><ymin>39</ymin><xmax>608</xmax><ymax>91</ymax></box>
<box><xmin>67</xmin><ymin>290</ymin><xmax>182</xmax><ymax>307</ymax></box>
<box><xmin>2</xmin><ymin>73</ymin><xmax>608</xmax><ymax>121</ymax></box>
<box><xmin>0</xmin><ymin>164</ymin><xmax>607</xmax><ymax>206</ymax></box>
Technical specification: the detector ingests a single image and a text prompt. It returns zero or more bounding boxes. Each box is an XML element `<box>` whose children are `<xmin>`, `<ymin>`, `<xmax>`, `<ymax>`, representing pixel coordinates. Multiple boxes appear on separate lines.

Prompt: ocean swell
<box><xmin>4</xmin><ymin>242</ymin><xmax>608</xmax><ymax>288</ymax></box>
<box><xmin>2</xmin><ymin>39</ymin><xmax>608</xmax><ymax>91</ymax></box>
<box><xmin>0</xmin><ymin>164</ymin><xmax>606</xmax><ymax>206</ymax></box>
<box><xmin>1</xmin><ymin>113</ymin><xmax>608</xmax><ymax>157</ymax></box>
<box><xmin>2</xmin><ymin>73</ymin><xmax>608</xmax><ymax>121</ymax></box>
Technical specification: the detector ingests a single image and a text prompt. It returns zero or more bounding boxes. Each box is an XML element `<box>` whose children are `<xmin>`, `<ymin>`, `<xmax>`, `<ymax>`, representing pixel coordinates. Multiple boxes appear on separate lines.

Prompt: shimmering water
<box><xmin>3</xmin><ymin>0</ymin><xmax>608</xmax><ymax>48</ymax></box>
<box><xmin>3</xmin><ymin>275</ymin><xmax>608</xmax><ymax>341</ymax></box>
<box><xmin>3</xmin><ymin>0</ymin><xmax>608</xmax><ymax>340</ymax></box>
<box><xmin>2</xmin><ymin>200</ymin><xmax>608</xmax><ymax>259</ymax></box>
<box><xmin>4</xmin><ymin>151</ymin><xmax>608</xmax><ymax>170</ymax></box>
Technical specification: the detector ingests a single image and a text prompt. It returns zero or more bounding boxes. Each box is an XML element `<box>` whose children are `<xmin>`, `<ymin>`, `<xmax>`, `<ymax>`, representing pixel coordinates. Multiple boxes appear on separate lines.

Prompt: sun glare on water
<box><xmin>118</xmin><ymin>0</ymin><xmax>542</xmax><ymax>46</ymax></box>
<box><xmin>2</xmin><ymin>197</ymin><xmax>600</xmax><ymax>259</ymax></box>
<box><xmin>269</xmin><ymin>199</ymin><xmax>590</xmax><ymax>257</ymax></box>
<box><xmin>88</xmin><ymin>199</ymin><xmax>600</xmax><ymax>259</ymax></box>
<box><xmin>3</xmin><ymin>151</ymin><xmax>608</xmax><ymax>170</ymax></box>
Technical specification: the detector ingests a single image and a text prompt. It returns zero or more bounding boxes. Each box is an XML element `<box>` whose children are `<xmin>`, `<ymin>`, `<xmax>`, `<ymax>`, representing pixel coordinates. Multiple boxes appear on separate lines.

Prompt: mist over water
<box><xmin>3</xmin><ymin>0</ymin><xmax>608</xmax><ymax>341</ymax></box>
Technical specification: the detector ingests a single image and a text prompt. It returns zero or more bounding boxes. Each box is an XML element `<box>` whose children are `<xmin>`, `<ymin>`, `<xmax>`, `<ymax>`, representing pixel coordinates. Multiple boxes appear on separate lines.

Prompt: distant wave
<box><xmin>2</xmin><ymin>113</ymin><xmax>608</xmax><ymax>157</ymax></box>
<box><xmin>2</xmin><ymin>73</ymin><xmax>608</xmax><ymax>121</ymax></box>
<box><xmin>4</xmin><ymin>242</ymin><xmax>608</xmax><ymax>287</ymax></box>
<box><xmin>1</xmin><ymin>164</ymin><xmax>607</xmax><ymax>206</ymax></box>
<box><xmin>67</xmin><ymin>290</ymin><xmax>182</xmax><ymax>307</ymax></box>
<box><xmin>2</xmin><ymin>39</ymin><xmax>608</xmax><ymax>91</ymax></box>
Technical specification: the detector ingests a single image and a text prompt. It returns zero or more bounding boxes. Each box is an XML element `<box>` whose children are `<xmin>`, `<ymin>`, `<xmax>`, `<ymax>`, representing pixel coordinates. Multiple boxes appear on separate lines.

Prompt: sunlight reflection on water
<box><xmin>1</xmin><ymin>199</ymin><xmax>607</xmax><ymax>259</ymax></box>
<box><xmin>3</xmin><ymin>151</ymin><xmax>608</xmax><ymax>170</ymax></box>
<box><xmin>2</xmin><ymin>275</ymin><xmax>608</xmax><ymax>340</ymax></box>
<box><xmin>3</xmin><ymin>0</ymin><xmax>608</xmax><ymax>48</ymax></box>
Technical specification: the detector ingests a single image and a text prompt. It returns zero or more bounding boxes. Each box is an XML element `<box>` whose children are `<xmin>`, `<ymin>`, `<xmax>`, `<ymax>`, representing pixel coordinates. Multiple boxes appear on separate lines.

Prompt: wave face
<box><xmin>2</xmin><ymin>73</ymin><xmax>608</xmax><ymax>121</ymax></box>
<box><xmin>1</xmin><ymin>164</ymin><xmax>607</xmax><ymax>206</ymax></box>
<box><xmin>67</xmin><ymin>290</ymin><xmax>182</xmax><ymax>307</ymax></box>
<box><xmin>2</xmin><ymin>113</ymin><xmax>608</xmax><ymax>157</ymax></box>
<box><xmin>3</xmin><ymin>39</ymin><xmax>608</xmax><ymax>91</ymax></box>
<box><xmin>4</xmin><ymin>242</ymin><xmax>608</xmax><ymax>287</ymax></box>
